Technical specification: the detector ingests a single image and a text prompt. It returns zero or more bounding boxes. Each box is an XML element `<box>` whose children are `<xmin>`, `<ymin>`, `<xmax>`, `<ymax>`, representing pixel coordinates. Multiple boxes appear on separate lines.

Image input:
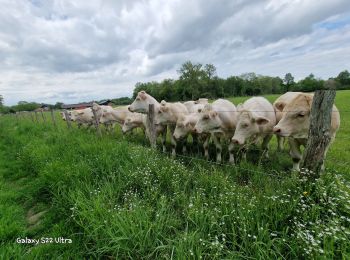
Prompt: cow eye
<box><xmin>297</xmin><ymin>112</ymin><xmax>305</xmax><ymax>117</ymax></box>
<box><xmin>158</xmin><ymin>111</ymin><xmax>162</xmax><ymax>114</ymax></box>
<box><xmin>136</xmin><ymin>98</ymin><xmax>141</xmax><ymax>101</ymax></box>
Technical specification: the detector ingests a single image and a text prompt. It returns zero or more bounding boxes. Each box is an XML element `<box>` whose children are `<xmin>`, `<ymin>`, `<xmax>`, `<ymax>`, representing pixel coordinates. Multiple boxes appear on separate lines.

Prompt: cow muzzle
<box><xmin>273</xmin><ymin>126</ymin><xmax>282</xmax><ymax>134</ymax></box>
<box><xmin>231</xmin><ymin>138</ymin><xmax>243</xmax><ymax>145</ymax></box>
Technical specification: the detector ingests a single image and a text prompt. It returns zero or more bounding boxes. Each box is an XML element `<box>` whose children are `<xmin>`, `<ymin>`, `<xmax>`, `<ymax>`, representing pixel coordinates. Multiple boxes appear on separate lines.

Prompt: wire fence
<box><xmin>5</xmin><ymin>106</ymin><xmax>349</xmax><ymax>177</ymax></box>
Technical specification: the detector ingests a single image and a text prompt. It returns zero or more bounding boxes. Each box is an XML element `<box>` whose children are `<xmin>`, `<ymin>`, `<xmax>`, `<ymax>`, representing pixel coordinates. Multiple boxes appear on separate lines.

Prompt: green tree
<box><xmin>177</xmin><ymin>61</ymin><xmax>206</xmax><ymax>100</ymax></box>
<box><xmin>283</xmin><ymin>73</ymin><xmax>295</xmax><ymax>91</ymax></box>
<box><xmin>54</xmin><ymin>102</ymin><xmax>64</xmax><ymax>109</ymax></box>
<box><xmin>203</xmin><ymin>64</ymin><xmax>217</xmax><ymax>79</ymax></box>
<box><xmin>297</xmin><ymin>74</ymin><xmax>324</xmax><ymax>92</ymax></box>
<box><xmin>336</xmin><ymin>70</ymin><xmax>350</xmax><ymax>87</ymax></box>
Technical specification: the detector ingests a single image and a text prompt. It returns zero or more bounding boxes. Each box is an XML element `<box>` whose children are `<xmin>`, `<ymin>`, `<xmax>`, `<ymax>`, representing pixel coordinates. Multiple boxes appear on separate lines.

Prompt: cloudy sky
<box><xmin>0</xmin><ymin>0</ymin><xmax>350</xmax><ymax>105</ymax></box>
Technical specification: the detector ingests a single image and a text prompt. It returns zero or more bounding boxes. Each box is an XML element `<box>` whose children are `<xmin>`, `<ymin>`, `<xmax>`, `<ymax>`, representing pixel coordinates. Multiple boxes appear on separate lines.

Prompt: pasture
<box><xmin>0</xmin><ymin>91</ymin><xmax>349</xmax><ymax>258</ymax></box>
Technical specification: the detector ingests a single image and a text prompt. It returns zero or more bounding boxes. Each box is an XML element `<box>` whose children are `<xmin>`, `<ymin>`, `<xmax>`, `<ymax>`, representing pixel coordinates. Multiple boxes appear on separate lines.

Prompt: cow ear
<box><xmin>274</xmin><ymin>102</ymin><xmax>285</xmax><ymax>111</ymax></box>
<box><xmin>139</xmin><ymin>91</ymin><xmax>147</xmax><ymax>100</ymax></box>
<box><xmin>210</xmin><ymin>111</ymin><xmax>218</xmax><ymax>117</ymax></box>
<box><xmin>255</xmin><ymin>117</ymin><xmax>269</xmax><ymax>125</ymax></box>
<box><xmin>159</xmin><ymin>106</ymin><xmax>166</xmax><ymax>112</ymax></box>
<box><xmin>304</xmin><ymin>94</ymin><xmax>313</xmax><ymax>107</ymax></box>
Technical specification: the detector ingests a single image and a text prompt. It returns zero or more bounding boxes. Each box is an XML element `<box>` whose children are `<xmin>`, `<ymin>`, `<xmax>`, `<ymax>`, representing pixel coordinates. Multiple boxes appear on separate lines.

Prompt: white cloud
<box><xmin>0</xmin><ymin>0</ymin><xmax>349</xmax><ymax>105</ymax></box>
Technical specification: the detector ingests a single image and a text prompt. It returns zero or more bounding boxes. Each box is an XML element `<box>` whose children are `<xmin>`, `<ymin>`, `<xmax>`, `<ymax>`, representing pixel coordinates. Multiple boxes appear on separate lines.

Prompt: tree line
<box><xmin>133</xmin><ymin>61</ymin><xmax>350</xmax><ymax>101</ymax></box>
<box><xmin>1</xmin><ymin>62</ymin><xmax>349</xmax><ymax>113</ymax></box>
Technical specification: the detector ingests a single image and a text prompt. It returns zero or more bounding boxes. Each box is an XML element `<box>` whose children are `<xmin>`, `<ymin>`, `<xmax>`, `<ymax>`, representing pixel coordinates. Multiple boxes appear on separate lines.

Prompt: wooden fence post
<box><xmin>41</xmin><ymin>110</ymin><xmax>46</xmax><ymax>122</ymax></box>
<box><xmin>50</xmin><ymin>109</ymin><xmax>57</xmax><ymax>128</ymax></box>
<box><xmin>302</xmin><ymin>89</ymin><xmax>336</xmax><ymax>177</ymax></box>
<box><xmin>91</xmin><ymin>108</ymin><xmax>102</xmax><ymax>137</ymax></box>
<box><xmin>147</xmin><ymin>104</ymin><xmax>157</xmax><ymax>148</ymax></box>
<box><xmin>34</xmin><ymin>111</ymin><xmax>39</xmax><ymax>123</ymax></box>
<box><xmin>15</xmin><ymin>112</ymin><xmax>19</xmax><ymax>123</ymax></box>
<box><xmin>30</xmin><ymin>112</ymin><xmax>35</xmax><ymax>122</ymax></box>
<box><xmin>63</xmin><ymin>110</ymin><xmax>72</xmax><ymax>129</ymax></box>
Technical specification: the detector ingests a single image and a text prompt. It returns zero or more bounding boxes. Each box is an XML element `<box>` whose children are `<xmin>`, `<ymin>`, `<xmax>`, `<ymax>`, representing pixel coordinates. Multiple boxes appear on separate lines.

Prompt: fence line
<box><xmin>8</xmin><ymin>111</ymin><xmax>350</xmax><ymax>140</ymax></box>
<box><xmin>7</xmin><ymin>109</ymin><xmax>349</xmax><ymax>173</ymax></box>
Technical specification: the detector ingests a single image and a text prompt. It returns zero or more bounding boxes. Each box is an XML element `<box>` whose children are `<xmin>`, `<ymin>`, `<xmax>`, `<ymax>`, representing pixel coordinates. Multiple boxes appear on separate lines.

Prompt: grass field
<box><xmin>0</xmin><ymin>91</ymin><xmax>349</xmax><ymax>258</ymax></box>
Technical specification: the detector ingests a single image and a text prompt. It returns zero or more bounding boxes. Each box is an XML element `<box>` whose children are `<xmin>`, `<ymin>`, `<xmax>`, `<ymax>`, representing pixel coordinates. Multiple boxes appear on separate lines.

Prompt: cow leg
<box><xmin>105</xmin><ymin>123</ymin><xmax>110</xmax><ymax>134</ymax></box>
<box><xmin>212</xmin><ymin>134</ymin><xmax>222</xmax><ymax>163</ymax></box>
<box><xmin>262</xmin><ymin>134</ymin><xmax>273</xmax><ymax>158</ymax></box>
<box><xmin>277</xmin><ymin>135</ymin><xmax>284</xmax><ymax>151</ymax></box>
<box><xmin>192</xmin><ymin>133</ymin><xmax>199</xmax><ymax>154</ymax></box>
<box><xmin>229</xmin><ymin>141</ymin><xmax>235</xmax><ymax>164</ymax></box>
<box><xmin>161</xmin><ymin>128</ymin><xmax>167</xmax><ymax>153</ymax></box>
<box><xmin>182</xmin><ymin>135</ymin><xmax>188</xmax><ymax>154</ymax></box>
<box><xmin>288</xmin><ymin>137</ymin><xmax>302</xmax><ymax>171</ymax></box>
<box><xmin>168</xmin><ymin>125</ymin><xmax>177</xmax><ymax>157</ymax></box>
<box><xmin>203</xmin><ymin>135</ymin><xmax>210</xmax><ymax>160</ymax></box>
<box><xmin>241</xmin><ymin>147</ymin><xmax>247</xmax><ymax>161</ymax></box>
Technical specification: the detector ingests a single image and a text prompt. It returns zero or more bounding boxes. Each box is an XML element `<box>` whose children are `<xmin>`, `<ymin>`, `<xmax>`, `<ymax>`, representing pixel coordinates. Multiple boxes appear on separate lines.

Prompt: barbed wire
<box><xmin>65</xmin><ymin>110</ymin><xmax>350</xmax><ymax>113</ymax></box>
<box><xmin>4</xmin><ymin>113</ymin><xmax>349</xmax><ymax>175</ymax></box>
<box><xmin>12</xmin><ymin>109</ymin><xmax>350</xmax><ymax>114</ymax></box>
<box><xmin>8</xmin><ymin>113</ymin><xmax>350</xmax><ymax>141</ymax></box>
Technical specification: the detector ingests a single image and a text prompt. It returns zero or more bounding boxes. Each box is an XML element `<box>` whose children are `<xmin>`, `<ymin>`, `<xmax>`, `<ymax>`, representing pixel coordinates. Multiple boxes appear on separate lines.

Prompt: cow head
<box><xmin>194</xmin><ymin>105</ymin><xmax>220</xmax><ymax>134</ymax></box>
<box><xmin>273</xmin><ymin>94</ymin><xmax>312</xmax><ymax>139</ymax></box>
<box><xmin>232</xmin><ymin>110</ymin><xmax>269</xmax><ymax>145</ymax></box>
<box><xmin>128</xmin><ymin>91</ymin><xmax>150</xmax><ymax>113</ymax></box>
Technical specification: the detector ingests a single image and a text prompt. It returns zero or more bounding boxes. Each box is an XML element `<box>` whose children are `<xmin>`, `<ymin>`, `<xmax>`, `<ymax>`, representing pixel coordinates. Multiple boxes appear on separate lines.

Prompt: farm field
<box><xmin>0</xmin><ymin>91</ymin><xmax>349</xmax><ymax>258</ymax></box>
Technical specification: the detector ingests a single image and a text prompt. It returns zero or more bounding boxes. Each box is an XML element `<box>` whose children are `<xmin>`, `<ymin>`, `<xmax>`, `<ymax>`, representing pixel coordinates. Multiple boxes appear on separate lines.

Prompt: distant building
<box><xmin>98</xmin><ymin>99</ymin><xmax>113</xmax><ymax>106</ymax></box>
<box><xmin>40</xmin><ymin>104</ymin><xmax>50</xmax><ymax>111</ymax></box>
<box><xmin>61</xmin><ymin>102</ymin><xmax>93</xmax><ymax>110</ymax></box>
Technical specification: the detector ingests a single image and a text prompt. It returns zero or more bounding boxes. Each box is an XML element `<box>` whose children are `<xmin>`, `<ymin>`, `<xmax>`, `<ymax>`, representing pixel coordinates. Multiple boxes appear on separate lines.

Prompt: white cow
<box><xmin>122</xmin><ymin>112</ymin><xmax>144</xmax><ymax>133</ymax></box>
<box><xmin>68</xmin><ymin>108</ymin><xmax>94</xmax><ymax>128</ymax></box>
<box><xmin>91</xmin><ymin>103</ymin><xmax>130</xmax><ymax>132</ymax></box>
<box><xmin>128</xmin><ymin>91</ymin><xmax>167</xmax><ymax>152</ymax></box>
<box><xmin>273</xmin><ymin>92</ymin><xmax>303</xmax><ymax>150</ymax></box>
<box><xmin>122</xmin><ymin>113</ymin><xmax>167</xmax><ymax>148</ymax></box>
<box><xmin>173</xmin><ymin>112</ymin><xmax>210</xmax><ymax>158</ymax></box>
<box><xmin>155</xmin><ymin>100</ymin><xmax>189</xmax><ymax>156</ymax></box>
<box><xmin>183</xmin><ymin>98</ymin><xmax>208</xmax><ymax>113</ymax></box>
<box><xmin>273</xmin><ymin>93</ymin><xmax>340</xmax><ymax>171</ymax></box>
<box><xmin>59</xmin><ymin>111</ymin><xmax>67</xmax><ymax>121</ymax></box>
<box><xmin>194</xmin><ymin>99</ymin><xmax>237</xmax><ymax>163</ymax></box>
<box><xmin>98</xmin><ymin>105</ymin><xmax>130</xmax><ymax>126</ymax></box>
<box><xmin>232</xmin><ymin>97</ymin><xmax>276</xmax><ymax>162</ymax></box>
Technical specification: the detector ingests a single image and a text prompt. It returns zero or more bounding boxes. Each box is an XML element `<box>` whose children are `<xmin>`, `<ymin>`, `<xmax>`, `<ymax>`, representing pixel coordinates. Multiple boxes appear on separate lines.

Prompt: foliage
<box><xmin>110</xmin><ymin>97</ymin><xmax>133</xmax><ymax>106</ymax></box>
<box><xmin>132</xmin><ymin>62</ymin><xmax>350</xmax><ymax>102</ymax></box>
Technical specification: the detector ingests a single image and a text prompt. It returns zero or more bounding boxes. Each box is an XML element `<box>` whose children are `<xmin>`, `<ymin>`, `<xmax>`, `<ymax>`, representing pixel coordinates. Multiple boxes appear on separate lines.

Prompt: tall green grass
<box><xmin>0</xmin><ymin>91</ymin><xmax>349</xmax><ymax>258</ymax></box>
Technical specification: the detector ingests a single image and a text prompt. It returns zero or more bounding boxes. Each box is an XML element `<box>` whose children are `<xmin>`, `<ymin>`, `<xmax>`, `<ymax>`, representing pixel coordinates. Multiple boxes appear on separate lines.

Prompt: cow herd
<box><xmin>61</xmin><ymin>91</ymin><xmax>340</xmax><ymax>171</ymax></box>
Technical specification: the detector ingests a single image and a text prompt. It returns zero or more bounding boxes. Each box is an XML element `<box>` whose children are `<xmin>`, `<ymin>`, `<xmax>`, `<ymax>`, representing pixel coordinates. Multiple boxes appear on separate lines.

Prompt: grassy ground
<box><xmin>0</xmin><ymin>91</ymin><xmax>349</xmax><ymax>258</ymax></box>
